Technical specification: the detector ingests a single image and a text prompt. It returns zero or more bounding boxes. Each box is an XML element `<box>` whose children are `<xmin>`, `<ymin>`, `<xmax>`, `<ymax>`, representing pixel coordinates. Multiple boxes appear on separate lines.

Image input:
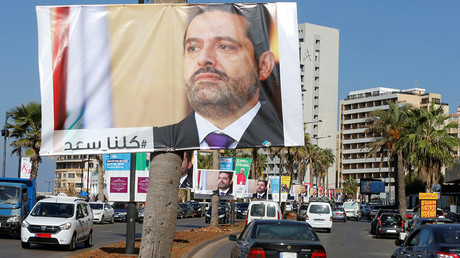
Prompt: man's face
<box><xmin>256</xmin><ymin>181</ymin><xmax>266</xmax><ymax>194</ymax></box>
<box><xmin>218</xmin><ymin>172</ymin><xmax>232</xmax><ymax>190</ymax></box>
<box><xmin>184</xmin><ymin>10</ymin><xmax>259</xmax><ymax>120</ymax></box>
<box><xmin>301</xmin><ymin>186</ymin><xmax>307</xmax><ymax>194</ymax></box>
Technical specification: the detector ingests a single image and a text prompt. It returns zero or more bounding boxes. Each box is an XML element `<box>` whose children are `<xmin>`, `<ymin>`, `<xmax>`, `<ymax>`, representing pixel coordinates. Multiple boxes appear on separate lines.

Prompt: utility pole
<box><xmin>2</xmin><ymin>112</ymin><xmax>11</xmax><ymax>178</ymax></box>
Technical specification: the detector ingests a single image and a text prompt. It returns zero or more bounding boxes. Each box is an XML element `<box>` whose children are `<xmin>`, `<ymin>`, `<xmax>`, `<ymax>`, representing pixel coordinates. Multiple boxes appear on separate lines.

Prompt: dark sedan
<box><xmin>393</xmin><ymin>224</ymin><xmax>460</xmax><ymax>257</ymax></box>
<box><xmin>205</xmin><ymin>205</ymin><xmax>229</xmax><ymax>224</ymax></box>
<box><xmin>371</xmin><ymin>208</ymin><xmax>398</xmax><ymax>235</ymax></box>
<box><xmin>376</xmin><ymin>213</ymin><xmax>405</xmax><ymax>238</ymax></box>
<box><xmin>229</xmin><ymin>220</ymin><xmax>326</xmax><ymax>258</ymax></box>
<box><xmin>236</xmin><ymin>202</ymin><xmax>249</xmax><ymax>219</ymax></box>
<box><xmin>178</xmin><ymin>203</ymin><xmax>194</xmax><ymax>218</ymax></box>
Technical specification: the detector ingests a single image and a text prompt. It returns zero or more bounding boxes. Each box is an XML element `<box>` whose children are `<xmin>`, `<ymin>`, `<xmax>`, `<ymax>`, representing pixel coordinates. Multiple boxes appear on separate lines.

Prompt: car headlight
<box><xmin>219</xmin><ymin>214</ymin><xmax>225</xmax><ymax>218</ymax></box>
<box><xmin>60</xmin><ymin>222</ymin><xmax>72</xmax><ymax>230</ymax></box>
<box><xmin>7</xmin><ymin>216</ymin><xmax>20</xmax><ymax>223</ymax></box>
<box><xmin>206</xmin><ymin>214</ymin><xmax>210</xmax><ymax>217</ymax></box>
<box><xmin>21</xmin><ymin>220</ymin><xmax>29</xmax><ymax>228</ymax></box>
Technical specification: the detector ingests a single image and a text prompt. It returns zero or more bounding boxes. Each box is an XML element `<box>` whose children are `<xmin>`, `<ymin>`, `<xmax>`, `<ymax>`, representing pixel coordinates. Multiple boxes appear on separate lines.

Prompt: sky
<box><xmin>1</xmin><ymin>0</ymin><xmax>459</xmax><ymax>192</ymax></box>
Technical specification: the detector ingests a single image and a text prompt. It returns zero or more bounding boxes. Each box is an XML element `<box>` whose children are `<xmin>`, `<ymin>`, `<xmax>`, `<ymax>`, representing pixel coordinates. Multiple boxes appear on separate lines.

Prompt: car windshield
<box><xmin>112</xmin><ymin>202</ymin><xmax>128</xmax><ymax>210</ymax></box>
<box><xmin>309</xmin><ymin>204</ymin><xmax>330</xmax><ymax>214</ymax></box>
<box><xmin>381</xmin><ymin>214</ymin><xmax>401</xmax><ymax>222</ymax></box>
<box><xmin>332</xmin><ymin>207</ymin><xmax>344</xmax><ymax>212</ymax></box>
<box><xmin>438</xmin><ymin>228</ymin><xmax>460</xmax><ymax>244</ymax></box>
<box><xmin>253</xmin><ymin>223</ymin><xmax>319</xmax><ymax>241</ymax></box>
<box><xmin>343</xmin><ymin>203</ymin><xmax>357</xmax><ymax>209</ymax></box>
<box><xmin>0</xmin><ymin>186</ymin><xmax>20</xmax><ymax>205</ymax></box>
<box><xmin>237</xmin><ymin>203</ymin><xmax>249</xmax><ymax>209</ymax></box>
<box><xmin>31</xmin><ymin>202</ymin><xmax>74</xmax><ymax>218</ymax></box>
<box><xmin>89</xmin><ymin>203</ymin><xmax>103</xmax><ymax>210</ymax></box>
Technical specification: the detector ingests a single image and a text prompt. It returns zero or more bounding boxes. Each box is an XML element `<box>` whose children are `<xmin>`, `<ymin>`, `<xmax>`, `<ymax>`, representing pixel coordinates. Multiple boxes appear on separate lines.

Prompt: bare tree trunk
<box><xmin>210</xmin><ymin>150</ymin><xmax>220</xmax><ymax>226</ymax></box>
<box><xmin>96</xmin><ymin>154</ymin><xmax>105</xmax><ymax>201</ymax></box>
<box><xmin>397</xmin><ymin>152</ymin><xmax>407</xmax><ymax>219</ymax></box>
<box><xmin>139</xmin><ymin>152</ymin><xmax>182</xmax><ymax>258</ymax></box>
<box><xmin>251</xmin><ymin>148</ymin><xmax>258</xmax><ymax>179</ymax></box>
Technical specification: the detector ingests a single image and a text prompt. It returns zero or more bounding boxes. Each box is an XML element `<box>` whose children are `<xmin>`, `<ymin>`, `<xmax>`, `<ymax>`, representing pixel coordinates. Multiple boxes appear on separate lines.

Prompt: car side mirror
<box><xmin>395</xmin><ymin>239</ymin><xmax>403</xmax><ymax>246</ymax></box>
<box><xmin>229</xmin><ymin>235</ymin><xmax>238</xmax><ymax>241</ymax></box>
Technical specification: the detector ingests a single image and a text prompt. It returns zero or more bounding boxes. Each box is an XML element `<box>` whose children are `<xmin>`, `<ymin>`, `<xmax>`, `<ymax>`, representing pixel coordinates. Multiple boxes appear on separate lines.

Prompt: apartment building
<box><xmin>54</xmin><ymin>155</ymin><xmax>102</xmax><ymax>196</ymax></box>
<box><xmin>449</xmin><ymin>106</ymin><xmax>460</xmax><ymax>159</ymax></box>
<box><xmin>264</xmin><ymin>23</ymin><xmax>339</xmax><ymax>187</ymax></box>
<box><xmin>338</xmin><ymin>87</ymin><xmax>447</xmax><ymax>202</ymax></box>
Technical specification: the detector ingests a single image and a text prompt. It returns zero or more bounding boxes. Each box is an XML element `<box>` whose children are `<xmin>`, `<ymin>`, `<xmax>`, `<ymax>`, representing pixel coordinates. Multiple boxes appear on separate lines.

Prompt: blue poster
<box><xmin>219</xmin><ymin>157</ymin><xmax>233</xmax><ymax>171</ymax></box>
<box><xmin>103</xmin><ymin>153</ymin><xmax>131</xmax><ymax>171</ymax></box>
<box><xmin>270</xmin><ymin>176</ymin><xmax>280</xmax><ymax>194</ymax></box>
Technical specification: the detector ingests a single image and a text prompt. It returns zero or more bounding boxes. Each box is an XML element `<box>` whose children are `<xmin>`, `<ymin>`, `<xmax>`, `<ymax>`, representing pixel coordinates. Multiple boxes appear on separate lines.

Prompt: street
<box><xmin>0</xmin><ymin>216</ymin><xmax>208</xmax><ymax>258</ymax></box>
<box><xmin>193</xmin><ymin>218</ymin><xmax>398</xmax><ymax>258</ymax></box>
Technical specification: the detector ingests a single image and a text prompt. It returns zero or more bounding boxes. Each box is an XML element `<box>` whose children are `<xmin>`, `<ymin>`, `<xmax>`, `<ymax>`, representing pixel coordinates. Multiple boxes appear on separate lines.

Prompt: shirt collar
<box><xmin>196</xmin><ymin>102</ymin><xmax>261</xmax><ymax>149</ymax></box>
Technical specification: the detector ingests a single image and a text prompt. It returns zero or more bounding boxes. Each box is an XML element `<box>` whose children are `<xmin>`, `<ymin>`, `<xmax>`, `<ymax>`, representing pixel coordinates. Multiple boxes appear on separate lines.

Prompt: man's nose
<box><xmin>197</xmin><ymin>45</ymin><xmax>216</xmax><ymax>67</ymax></box>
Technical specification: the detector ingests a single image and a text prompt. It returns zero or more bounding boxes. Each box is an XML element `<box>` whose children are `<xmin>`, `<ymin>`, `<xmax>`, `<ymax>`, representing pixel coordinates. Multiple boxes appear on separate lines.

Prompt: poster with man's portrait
<box><xmin>36</xmin><ymin>3</ymin><xmax>303</xmax><ymax>156</ymax></box>
<box><xmin>194</xmin><ymin>169</ymin><xmax>234</xmax><ymax>200</ymax></box>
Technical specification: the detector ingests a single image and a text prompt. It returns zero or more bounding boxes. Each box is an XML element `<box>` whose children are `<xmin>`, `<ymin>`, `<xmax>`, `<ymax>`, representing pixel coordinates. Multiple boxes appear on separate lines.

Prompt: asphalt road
<box><xmin>0</xmin><ymin>216</ymin><xmax>209</xmax><ymax>258</ymax></box>
<box><xmin>193</xmin><ymin>218</ymin><xmax>398</xmax><ymax>258</ymax></box>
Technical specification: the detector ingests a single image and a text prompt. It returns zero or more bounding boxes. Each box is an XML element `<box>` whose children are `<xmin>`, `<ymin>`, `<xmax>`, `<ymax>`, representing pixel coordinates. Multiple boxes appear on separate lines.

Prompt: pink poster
<box><xmin>110</xmin><ymin>177</ymin><xmax>128</xmax><ymax>193</ymax></box>
<box><xmin>138</xmin><ymin>177</ymin><xmax>149</xmax><ymax>193</ymax></box>
<box><xmin>318</xmin><ymin>186</ymin><xmax>324</xmax><ymax>196</ymax></box>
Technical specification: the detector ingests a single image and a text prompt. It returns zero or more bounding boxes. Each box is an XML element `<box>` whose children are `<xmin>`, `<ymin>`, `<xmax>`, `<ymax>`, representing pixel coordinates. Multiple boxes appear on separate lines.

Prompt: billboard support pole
<box><xmin>126</xmin><ymin>153</ymin><xmax>137</xmax><ymax>254</ymax></box>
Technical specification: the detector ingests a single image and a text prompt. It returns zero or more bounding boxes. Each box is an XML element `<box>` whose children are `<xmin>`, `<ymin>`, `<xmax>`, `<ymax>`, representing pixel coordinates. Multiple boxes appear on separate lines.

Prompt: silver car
<box><xmin>89</xmin><ymin>202</ymin><xmax>115</xmax><ymax>224</ymax></box>
<box><xmin>332</xmin><ymin>207</ymin><xmax>346</xmax><ymax>222</ymax></box>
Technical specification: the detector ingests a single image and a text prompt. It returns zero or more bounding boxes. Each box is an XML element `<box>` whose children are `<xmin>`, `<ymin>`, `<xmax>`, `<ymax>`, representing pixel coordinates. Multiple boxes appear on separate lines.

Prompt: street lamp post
<box><xmin>45</xmin><ymin>180</ymin><xmax>54</xmax><ymax>193</ymax></box>
<box><xmin>2</xmin><ymin>112</ymin><xmax>11</xmax><ymax>178</ymax></box>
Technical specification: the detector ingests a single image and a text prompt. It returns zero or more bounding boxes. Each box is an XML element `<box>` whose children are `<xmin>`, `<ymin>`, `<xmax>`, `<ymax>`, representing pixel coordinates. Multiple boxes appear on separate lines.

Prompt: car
<box><xmin>392</xmin><ymin>224</ymin><xmax>460</xmax><ymax>258</ymax></box>
<box><xmin>246</xmin><ymin>201</ymin><xmax>281</xmax><ymax>224</ymax></box>
<box><xmin>375</xmin><ymin>213</ymin><xmax>405</xmax><ymax>239</ymax></box>
<box><xmin>199</xmin><ymin>202</ymin><xmax>210</xmax><ymax>212</ymax></box>
<box><xmin>343</xmin><ymin>201</ymin><xmax>361</xmax><ymax>220</ymax></box>
<box><xmin>178</xmin><ymin>203</ymin><xmax>194</xmax><ymax>218</ymax></box>
<box><xmin>332</xmin><ymin>207</ymin><xmax>347</xmax><ymax>222</ymax></box>
<box><xmin>401</xmin><ymin>217</ymin><xmax>454</xmax><ymax>241</ymax></box>
<box><xmin>360</xmin><ymin>203</ymin><xmax>371</xmax><ymax>219</ymax></box>
<box><xmin>297</xmin><ymin>203</ymin><xmax>309</xmax><ymax>221</ymax></box>
<box><xmin>371</xmin><ymin>208</ymin><xmax>398</xmax><ymax>235</ymax></box>
<box><xmin>191</xmin><ymin>203</ymin><xmax>206</xmax><ymax>217</ymax></box>
<box><xmin>305</xmin><ymin>202</ymin><xmax>333</xmax><ymax>233</ymax></box>
<box><xmin>229</xmin><ymin>220</ymin><xmax>326</xmax><ymax>258</ymax></box>
<box><xmin>137</xmin><ymin>209</ymin><xmax>144</xmax><ymax>223</ymax></box>
<box><xmin>405</xmin><ymin>209</ymin><xmax>414</xmax><ymax>219</ymax></box>
<box><xmin>444</xmin><ymin>210</ymin><xmax>460</xmax><ymax>222</ymax></box>
<box><xmin>20</xmin><ymin>197</ymin><xmax>93</xmax><ymax>251</ymax></box>
<box><xmin>236</xmin><ymin>202</ymin><xmax>249</xmax><ymax>219</ymax></box>
<box><xmin>205</xmin><ymin>204</ymin><xmax>229</xmax><ymax>224</ymax></box>
<box><xmin>112</xmin><ymin>202</ymin><xmax>129</xmax><ymax>222</ymax></box>
<box><xmin>89</xmin><ymin>202</ymin><xmax>114</xmax><ymax>224</ymax></box>
<box><xmin>177</xmin><ymin>206</ymin><xmax>185</xmax><ymax>219</ymax></box>
<box><xmin>285</xmin><ymin>202</ymin><xmax>293</xmax><ymax>212</ymax></box>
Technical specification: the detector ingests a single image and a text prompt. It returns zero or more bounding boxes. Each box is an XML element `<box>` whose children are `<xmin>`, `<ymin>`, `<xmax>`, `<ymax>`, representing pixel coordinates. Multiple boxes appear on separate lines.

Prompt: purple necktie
<box><xmin>205</xmin><ymin>133</ymin><xmax>234</xmax><ymax>149</ymax></box>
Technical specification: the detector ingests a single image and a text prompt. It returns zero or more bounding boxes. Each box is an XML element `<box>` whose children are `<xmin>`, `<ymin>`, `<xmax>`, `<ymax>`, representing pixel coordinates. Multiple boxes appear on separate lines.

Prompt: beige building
<box><xmin>449</xmin><ymin>106</ymin><xmax>460</xmax><ymax>159</ymax></box>
<box><xmin>338</xmin><ymin>87</ymin><xmax>447</xmax><ymax>202</ymax></box>
<box><xmin>54</xmin><ymin>155</ymin><xmax>100</xmax><ymax>196</ymax></box>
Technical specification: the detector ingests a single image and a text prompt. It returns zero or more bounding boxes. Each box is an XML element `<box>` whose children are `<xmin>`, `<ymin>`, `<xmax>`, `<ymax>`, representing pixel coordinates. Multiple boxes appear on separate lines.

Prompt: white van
<box><xmin>343</xmin><ymin>201</ymin><xmax>361</xmax><ymax>220</ymax></box>
<box><xmin>305</xmin><ymin>202</ymin><xmax>333</xmax><ymax>233</ymax></box>
<box><xmin>246</xmin><ymin>200</ymin><xmax>281</xmax><ymax>224</ymax></box>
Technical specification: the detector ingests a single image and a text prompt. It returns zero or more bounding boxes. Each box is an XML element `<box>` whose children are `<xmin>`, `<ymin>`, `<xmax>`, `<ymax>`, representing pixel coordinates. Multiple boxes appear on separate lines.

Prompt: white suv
<box><xmin>21</xmin><ymin>197</ymin><xmax>94</xmax><ymax>251</ymax></box>
<box><xmin>246</xmin><ymin>200</ymin><xmax>281</xmax><ymax>224</ymax></box>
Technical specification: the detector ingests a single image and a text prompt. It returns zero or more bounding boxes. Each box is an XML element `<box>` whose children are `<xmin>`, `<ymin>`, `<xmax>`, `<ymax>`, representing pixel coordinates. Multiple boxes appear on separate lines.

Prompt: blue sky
<box><xmin>1</xmin><ymin>0</ymin><xmax>459</xmax><ymax>192</ymax></box>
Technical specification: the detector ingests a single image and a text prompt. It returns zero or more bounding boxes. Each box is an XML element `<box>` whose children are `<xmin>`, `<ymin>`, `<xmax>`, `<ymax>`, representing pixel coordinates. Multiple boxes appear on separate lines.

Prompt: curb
<box><xmin>181</xmin><ymin>232</ymin><xmax>237</xmax><ymax>258</ymax></box>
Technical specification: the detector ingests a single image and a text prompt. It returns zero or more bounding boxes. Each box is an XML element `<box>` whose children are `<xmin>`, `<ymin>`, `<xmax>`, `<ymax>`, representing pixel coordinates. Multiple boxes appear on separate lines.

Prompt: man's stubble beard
<box><xmin>186</xmin><ymin>68</ymin><xmax>259</xmax><ymax>120</ymax></box>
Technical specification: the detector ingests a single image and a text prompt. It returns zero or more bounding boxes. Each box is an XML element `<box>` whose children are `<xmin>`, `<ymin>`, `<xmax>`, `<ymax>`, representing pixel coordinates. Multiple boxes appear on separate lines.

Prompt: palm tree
<box><xmin>6</xmin><ymin>102</ymin><xmax>42</xmax><ymax>180</ymax></box>
<box><xmin>364</xmin><ymin>101</ymin><xmax>410</xmax><ymax>218</ymax></box>
<box><xmin>342</xmin><ymin>177</ymin><xmax>358</xmax><ymax>200</ymax></box>
<box><xmin>402</xmin><ymin>103</ymin><xmax>460</xmax><ymax>192</ymax></box>
<box><xmin>316</xmin><ymin>148</ymin><xmax>335</xmax><ymax>187</ymax></box>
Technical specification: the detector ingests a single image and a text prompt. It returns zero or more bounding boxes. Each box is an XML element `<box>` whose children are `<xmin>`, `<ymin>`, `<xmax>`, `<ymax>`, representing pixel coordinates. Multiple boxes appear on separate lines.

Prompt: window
<box><xmin>68</xmin><ymin>173</ymin><xmax>75</xmax><ymax>178</ymax></box>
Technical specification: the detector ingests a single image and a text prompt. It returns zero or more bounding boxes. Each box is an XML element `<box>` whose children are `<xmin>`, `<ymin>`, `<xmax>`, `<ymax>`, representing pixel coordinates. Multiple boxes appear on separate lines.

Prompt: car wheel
<box><xmin>326</xmin><ymin>228</ymin><xmax>331</xmax><ymax>233</ymax></box>
<box><xmin>84</xmin><ymin>230</ymin><xmax>93</xmax><ymax>248</ymax></box>
<box><xmin>344</xmin><ymin>218</ymin><xmax>346</xmax><ymax>222</ymax></box>
<box><xmin>111</xmin><ymin>216</ymin><xmax>115</xmax><ymax>224</ymax></box>
<box><xmin>376</xmin><ymin>231</ymin><xmax>380</xmax><ymax>239</ymax></box>
<box><xmin>101</xmin><ymin>216</ymin><xmax>105</xmax><ymax>224</ymax></box>
<box><xmin>21</xmin><ymin>242</ymin><xmax>30</xmax><ymax>249</ymax></box>
<box><xmin>67</xmin><ymin>234</ymin><xmax>76</xmax><ymax>251</ymax></box>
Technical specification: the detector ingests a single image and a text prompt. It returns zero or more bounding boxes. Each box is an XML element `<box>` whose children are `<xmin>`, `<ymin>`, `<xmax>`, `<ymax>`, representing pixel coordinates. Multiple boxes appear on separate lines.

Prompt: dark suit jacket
<box><xmin>253</xmin><ymin>191</ymin><xmax>268</xmax><ymax>200</ymax></box>
<box><xmin>153</xmin><ymin>102</ymin><xmax>283</xmax><ymax>150</ymax></box>
<box><xmin>179</xmin><ymin>173</ymin><xmax>193</xmax><ymax>189</ymax></box>
<box><xmin>213</xmin><ymin>188</ymin><xmax>233</xmax><ymax>196</ymax></box>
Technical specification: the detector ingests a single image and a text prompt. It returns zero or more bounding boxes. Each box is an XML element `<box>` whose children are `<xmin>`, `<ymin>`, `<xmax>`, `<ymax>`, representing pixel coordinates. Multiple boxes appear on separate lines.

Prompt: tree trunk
<box><xmin>397</xmin><ymin>152</ymin><xmax>406</xmax><ymax>219</ymax></box>
<box><xmin>139</xmin><ymin>152</ymin><xmax>182</xmax><ymax>258</ymax></box>
<box><xmin>96</xmin><ymin>154</ymin><xmax>105</xmax><ymax>201</ymax></box>
<box><xmin>210</xmin><ymin>150</ymin><xmax>220</xmax><ymax>226</ymax></box>
<box><xmin>251</xmin><ymin>148</ymin><xmax>258</xmax><ymax>179</ymax></box>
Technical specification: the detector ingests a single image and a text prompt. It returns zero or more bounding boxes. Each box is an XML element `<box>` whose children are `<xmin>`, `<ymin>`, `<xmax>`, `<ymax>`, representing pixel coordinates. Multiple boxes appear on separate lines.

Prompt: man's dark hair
<box><xmin>184</xmin><ymin>3</ymin><xmax>273</xmax><ymax>64</ymax></box>
<box><xmin>258</xmin><ymin>180</ymin><xmax>267</xmax><ymax>188</ymax></box>
<box><xmin>219</xmin><ymin>171</ymin><xmax>233</xmax><ymax>181</ymax></box>
<box><xmin>184</xmin><ymin>150</ymin><xmax>193</xmax><ymax>162</ymax></box>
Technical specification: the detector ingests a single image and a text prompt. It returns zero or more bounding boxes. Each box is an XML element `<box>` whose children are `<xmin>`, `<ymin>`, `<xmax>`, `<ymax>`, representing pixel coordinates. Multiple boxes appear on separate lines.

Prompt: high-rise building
<box><xmin>449</xmin><ymin>106</ymin><xmax>460</xmax><ymax>159</ymax></box>
<box><xmin>338</xmin><ymin>87</ymin><xmax>447</xmax><ymax>202</ymax></box>
<box><xmin>263</xmin><ymin>23</ymin><xmax>339</xmax><ymax>187</ymax></box>
<box><xmin>54</xmin><ymin>155</ymin><xmax>103</xmax><ymax>197</ymax></box>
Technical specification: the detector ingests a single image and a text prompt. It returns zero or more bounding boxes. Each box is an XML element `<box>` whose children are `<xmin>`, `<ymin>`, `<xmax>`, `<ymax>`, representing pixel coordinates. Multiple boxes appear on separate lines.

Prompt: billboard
<box><xmin>37</xmin><ymin>3</ymin><xmax>303</xmax><ymax>156</ymax></box>
<box><xmin>360</xmin><ymin>179</ymin><xmax>385</xmax><ymax>194</ymax></box>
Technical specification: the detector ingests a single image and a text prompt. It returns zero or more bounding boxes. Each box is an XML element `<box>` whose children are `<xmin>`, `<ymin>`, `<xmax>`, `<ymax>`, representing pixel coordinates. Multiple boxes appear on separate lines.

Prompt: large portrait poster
<box><xmin>194</xmin><ymin>169</ymin><xmax>235</xmax><ymax>200</ymax></box>
<box><xmin>37</xmin><ymin>3</ymin><xmax>303</xmax><ymax>156</ymax></box>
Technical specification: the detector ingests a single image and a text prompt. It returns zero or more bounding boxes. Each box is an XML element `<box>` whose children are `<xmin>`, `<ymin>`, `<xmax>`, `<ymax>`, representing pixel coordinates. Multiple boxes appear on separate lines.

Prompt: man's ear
<box><xmin>258</xmin><ymin>51</ymin><xmax>275</xmax><ymax>81</ymax></box>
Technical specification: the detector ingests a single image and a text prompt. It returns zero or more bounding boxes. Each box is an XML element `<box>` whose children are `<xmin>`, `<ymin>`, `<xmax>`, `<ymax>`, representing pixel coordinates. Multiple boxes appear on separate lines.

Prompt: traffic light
<box><xmin>1</xmin><ymin>128</ymin><xmax>8</xmax><ymax>137</ymax></box>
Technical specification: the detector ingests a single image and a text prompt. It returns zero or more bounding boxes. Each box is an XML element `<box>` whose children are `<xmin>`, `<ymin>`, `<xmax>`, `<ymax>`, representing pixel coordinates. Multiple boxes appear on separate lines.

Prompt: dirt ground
<box><xmin>69</xmin><ymin>222</ymin><xmax>245</xmax><ymax>258</ymax></box>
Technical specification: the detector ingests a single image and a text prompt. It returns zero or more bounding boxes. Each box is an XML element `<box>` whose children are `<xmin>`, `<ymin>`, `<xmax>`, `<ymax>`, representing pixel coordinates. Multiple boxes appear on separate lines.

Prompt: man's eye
<box><xmin>187</xmin><ymin>46</ymin><xmax>200</xmax><ymax>52</ymax></box>
<box><xmin>218</xmin><ymin>44</ymin><xmax>236</xmax><ymax>51</ymax></box>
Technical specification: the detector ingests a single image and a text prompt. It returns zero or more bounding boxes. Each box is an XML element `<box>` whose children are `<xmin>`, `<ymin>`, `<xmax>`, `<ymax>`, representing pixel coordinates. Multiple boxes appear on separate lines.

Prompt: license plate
<box><xmin>314</xmin><ymin>219</ymin><xmax>325</xmax><ymax>222</ymax></box>
<box><xmin>281</xmin><ymin>252</ymin><xmax>296</xmax><ymax>258</ymax></box>
<box><xmin>387</xmin><ymin>229</ymin><xmax>397</xmax><ymax>233</ymax></box>
<box><xmin>36</xmin><ymin>233</ymin><xmax>51</xmax><ymax>238</ymax></box>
